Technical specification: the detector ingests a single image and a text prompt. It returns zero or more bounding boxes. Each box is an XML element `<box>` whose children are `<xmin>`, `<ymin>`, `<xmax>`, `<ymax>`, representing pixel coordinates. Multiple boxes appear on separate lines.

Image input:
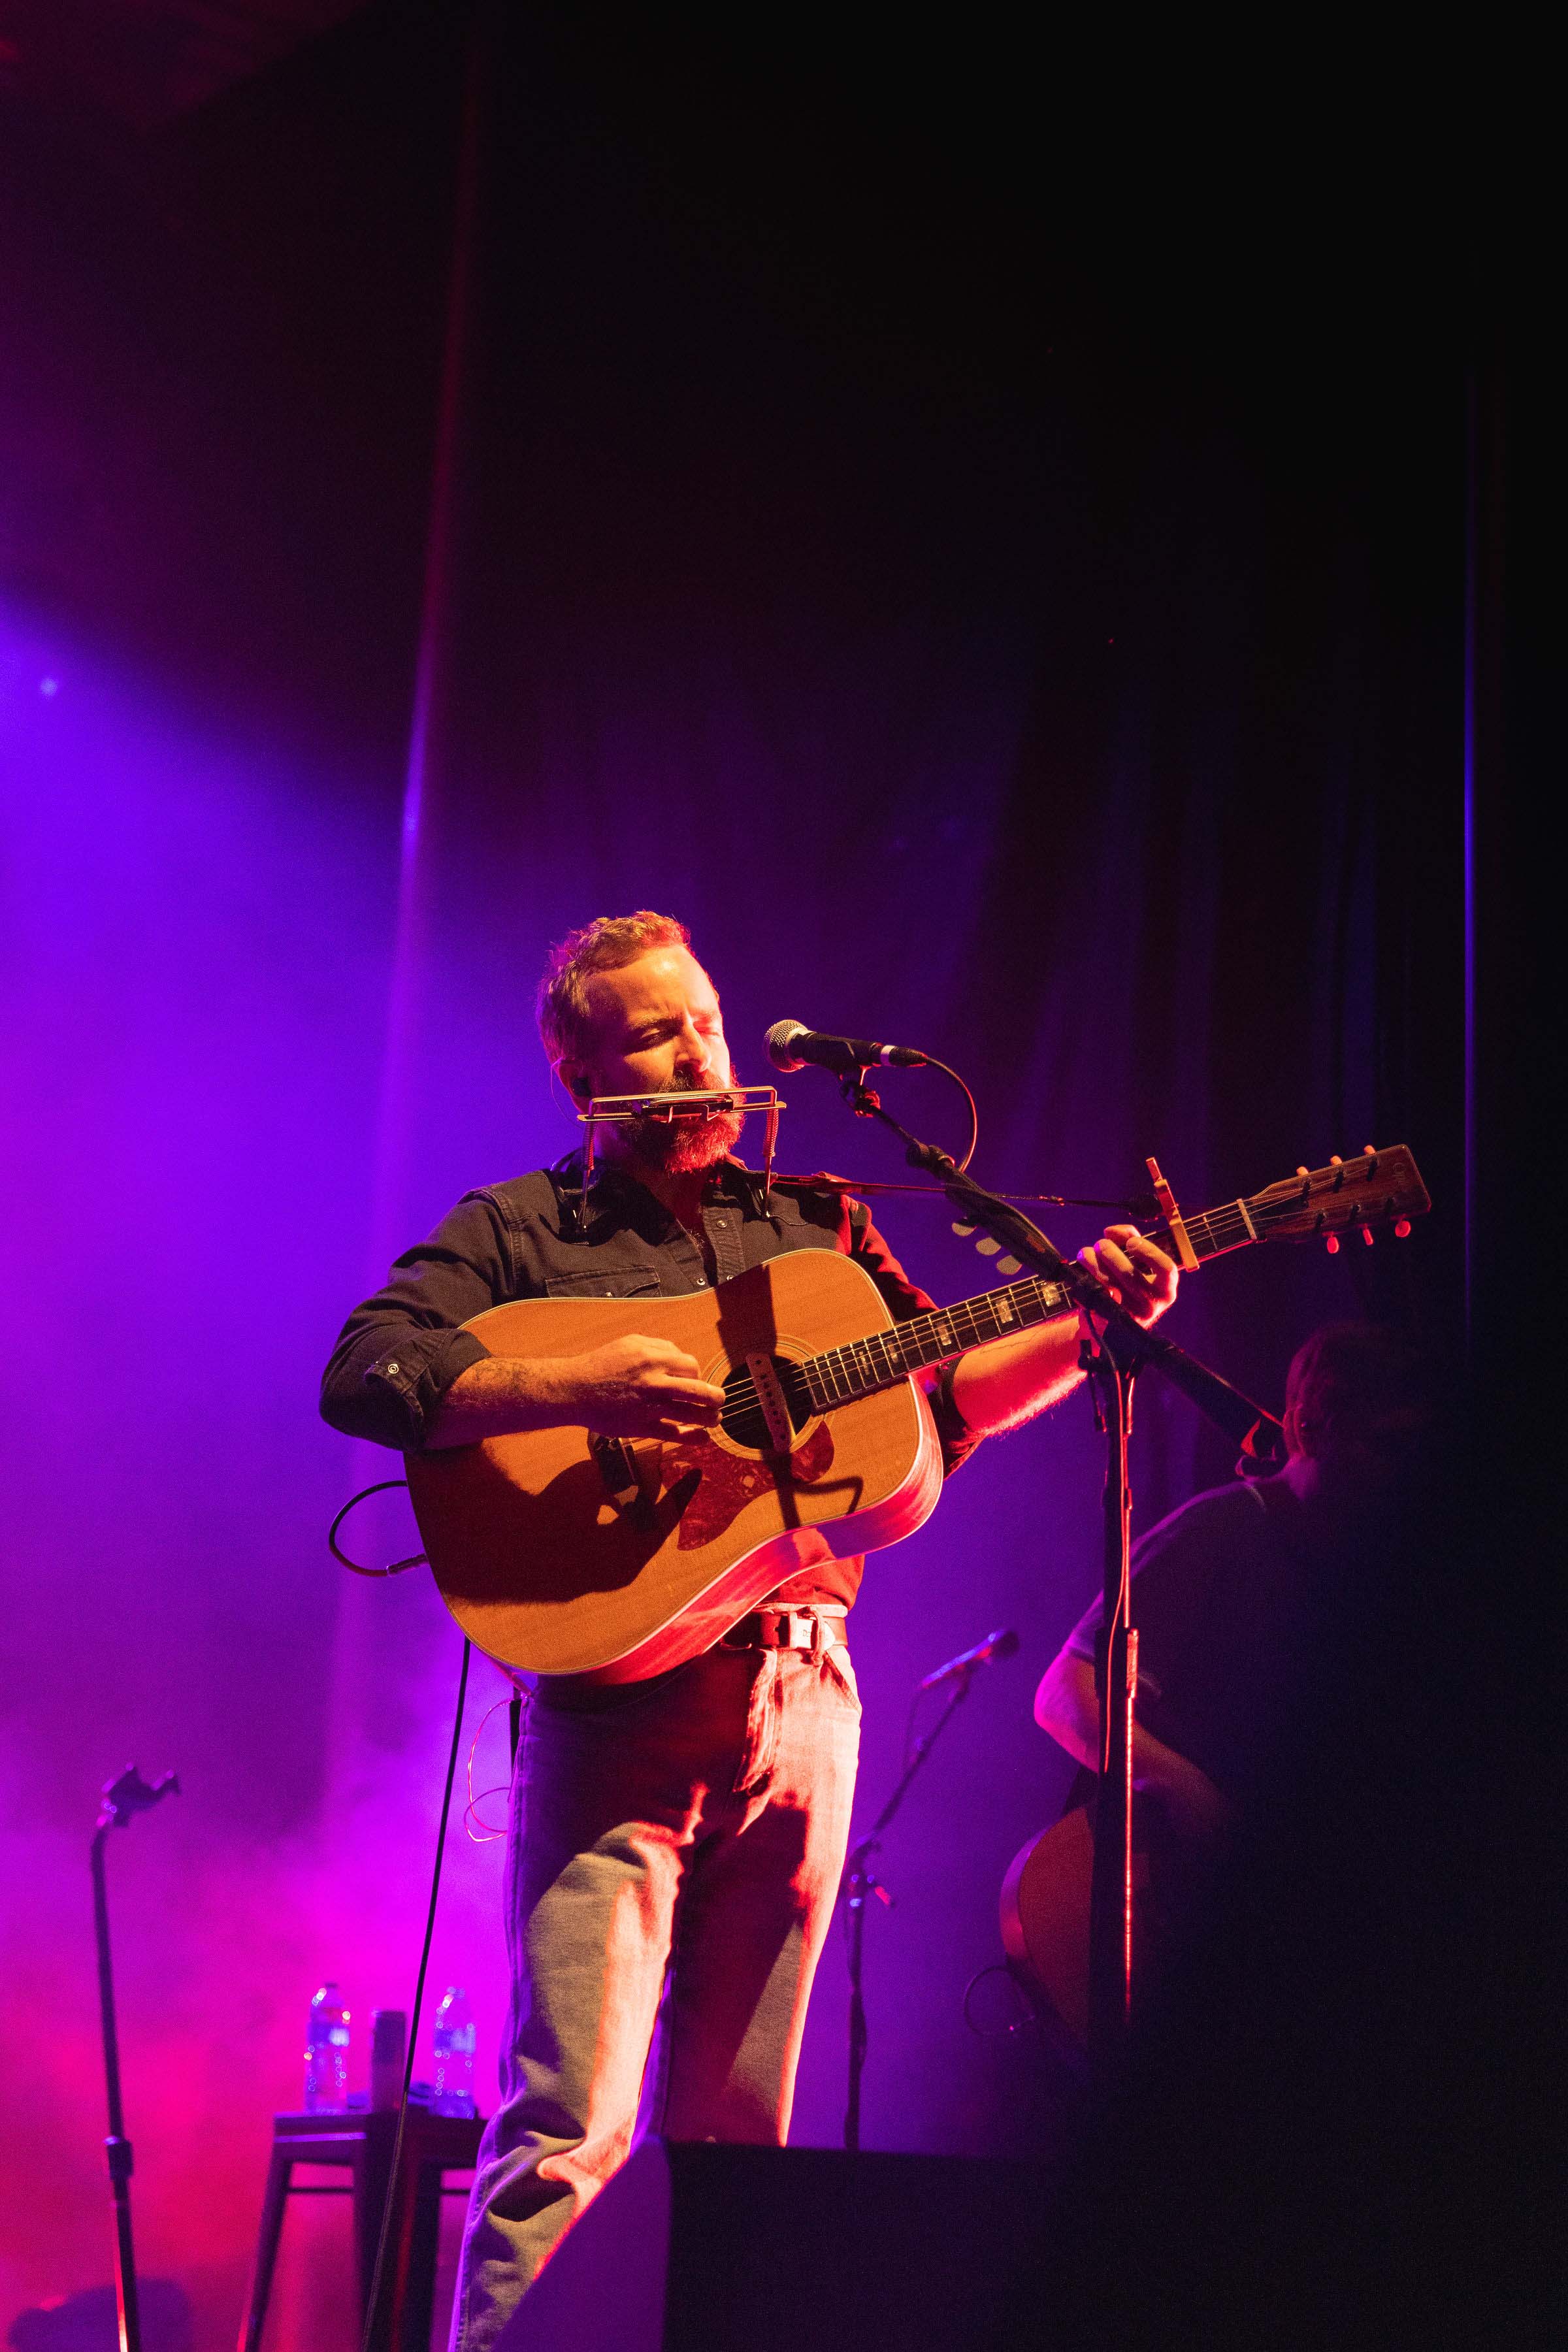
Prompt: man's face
<box><xmin>565</xmin><ymin>945</ymin><xmax>744</xmax><ymax>1173</ymax></box>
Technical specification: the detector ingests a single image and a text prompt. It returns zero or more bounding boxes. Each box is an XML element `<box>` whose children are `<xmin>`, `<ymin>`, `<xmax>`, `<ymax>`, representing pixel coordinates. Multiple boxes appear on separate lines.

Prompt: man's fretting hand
<box><xmin>1076</xmin><ymin>1224</ymin><xmax>1179</xmax><ymax>1328</ymax></box>
<box><xmin>559</xmin><ymin>1335</ymin><xmax>727</xmax><ymax>1440</ymax></box>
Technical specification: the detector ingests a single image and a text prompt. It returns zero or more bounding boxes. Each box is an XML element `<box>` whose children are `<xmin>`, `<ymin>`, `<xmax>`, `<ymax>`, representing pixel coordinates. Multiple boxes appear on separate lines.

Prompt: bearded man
<box><xmin>321</xmin><ymin>910</ymin><xmax>1178</xmax><ymax>2345</ymax></box>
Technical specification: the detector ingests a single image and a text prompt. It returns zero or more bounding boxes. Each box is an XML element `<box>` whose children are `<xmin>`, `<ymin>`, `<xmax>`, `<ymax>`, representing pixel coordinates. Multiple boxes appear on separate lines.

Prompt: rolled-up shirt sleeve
<box><xmin>319</xmin><ymin>1192</ymin><xmax>510</xmax><ymax>1451</ymax></box>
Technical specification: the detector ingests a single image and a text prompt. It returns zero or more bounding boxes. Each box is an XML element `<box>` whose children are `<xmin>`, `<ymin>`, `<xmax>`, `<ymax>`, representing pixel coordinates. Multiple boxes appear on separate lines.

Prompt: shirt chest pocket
<box><xmin>541</xmin><ymin>1267</ymin><xmax>664</xmax><ymax>1301</ymax></box>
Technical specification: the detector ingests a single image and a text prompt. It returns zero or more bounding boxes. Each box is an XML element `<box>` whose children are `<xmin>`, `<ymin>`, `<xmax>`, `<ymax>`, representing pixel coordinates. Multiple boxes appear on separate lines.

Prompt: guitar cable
<box><xmin>329</xmin><ymin>1480</ymin><xmax>425</xmax><ymax>1576</ymax></box>
<box><xmin>358</xmin><ymin>1633</ymin><xmax>472</xmax><ymax>2352</ymax></box>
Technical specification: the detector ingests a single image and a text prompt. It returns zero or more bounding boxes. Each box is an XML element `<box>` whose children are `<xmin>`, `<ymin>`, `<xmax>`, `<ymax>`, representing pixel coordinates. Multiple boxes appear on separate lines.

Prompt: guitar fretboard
<box><xmin>798</xmin><ymin>1272</ymin><xmax>1076</xmax><ymax>1411</ymax></box>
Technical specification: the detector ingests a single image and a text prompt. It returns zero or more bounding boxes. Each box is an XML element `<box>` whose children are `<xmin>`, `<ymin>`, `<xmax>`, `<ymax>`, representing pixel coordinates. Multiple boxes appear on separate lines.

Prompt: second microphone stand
<box><xmin>843</xmin><ymin>1667</ymin><xmax>979</xmax><ymax>2152</ymax></box>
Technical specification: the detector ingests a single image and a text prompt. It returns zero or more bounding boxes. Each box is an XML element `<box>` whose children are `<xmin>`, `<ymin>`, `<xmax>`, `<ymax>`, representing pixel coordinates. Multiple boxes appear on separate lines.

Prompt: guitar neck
<box><xmin>798</xmin><ymin>1190</ymin><xmax>1267</xmax><ymax>1412</ymax></box>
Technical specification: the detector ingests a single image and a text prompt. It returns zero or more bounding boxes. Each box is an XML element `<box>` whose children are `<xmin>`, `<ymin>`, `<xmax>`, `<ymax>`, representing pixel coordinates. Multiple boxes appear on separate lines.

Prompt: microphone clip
<box><xmin>839</xmin><ymin>1072</ymin><xmax>883</xmax><ymax>1118</ymax></box>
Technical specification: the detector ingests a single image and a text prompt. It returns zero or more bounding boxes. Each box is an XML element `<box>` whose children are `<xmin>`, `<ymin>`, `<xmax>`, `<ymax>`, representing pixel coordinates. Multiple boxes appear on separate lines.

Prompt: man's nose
<box><xmin>676</xmin><ymin>1025</ymin><xmax>718</xmax><ymax>1081</ymax></box>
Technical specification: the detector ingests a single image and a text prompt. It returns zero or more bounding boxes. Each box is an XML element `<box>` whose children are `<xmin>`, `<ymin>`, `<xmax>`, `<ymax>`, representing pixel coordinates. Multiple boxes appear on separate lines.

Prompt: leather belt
<box><xmin>721</xmin><ymin>1605</ymin><xmax>848</xmax><ymax>1654</ymax></box>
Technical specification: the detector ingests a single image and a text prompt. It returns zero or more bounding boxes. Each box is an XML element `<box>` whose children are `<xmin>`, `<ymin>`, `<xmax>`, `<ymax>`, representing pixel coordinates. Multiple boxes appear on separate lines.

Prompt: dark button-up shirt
<box><xmin>320</xmin><ymin>1156</ymin><xmax>978</xmax><ymax>1609</ymax></box>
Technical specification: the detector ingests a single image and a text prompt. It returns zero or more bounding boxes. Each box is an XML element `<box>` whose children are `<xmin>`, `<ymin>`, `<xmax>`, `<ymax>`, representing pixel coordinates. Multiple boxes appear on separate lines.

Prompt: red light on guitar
<box><xmin>1360</xmin><ymin>1225</ymin><xmax>1375</xmax><ymax>1247</ymax></box>
<box><xmin>1324</xmin><ymin>1233</ymin><xmax>1340</xmax><ymax>1254</ymax></box>
<box><xmin>1394</xmin><ymin>1218</ymin><xmax>1411</xmax><ymax>1237</ymax></box>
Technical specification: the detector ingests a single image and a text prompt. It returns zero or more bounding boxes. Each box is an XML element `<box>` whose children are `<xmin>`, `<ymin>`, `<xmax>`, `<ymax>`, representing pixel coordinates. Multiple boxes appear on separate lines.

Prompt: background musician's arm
<box><xmin>949</xmin><ymin>1224</ymin><xmax>1180</xmax><ymax>1438</ymax></box>
<box><xmin>1034</xmin><ymin>1649</ymin><xmax>1232</xmax><ymax>1842</ymax></box>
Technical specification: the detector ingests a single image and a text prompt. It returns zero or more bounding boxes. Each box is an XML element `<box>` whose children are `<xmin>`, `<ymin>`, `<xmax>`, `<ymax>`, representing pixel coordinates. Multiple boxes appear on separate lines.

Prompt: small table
<box><xmin>238</xmin><ymin>2108</ymin><xmax>485</xmax><ymax>2352</ymax></box>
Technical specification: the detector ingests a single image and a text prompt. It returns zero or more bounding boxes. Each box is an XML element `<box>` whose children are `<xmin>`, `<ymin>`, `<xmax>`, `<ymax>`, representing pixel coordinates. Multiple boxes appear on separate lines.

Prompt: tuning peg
<box><xmin>1360</xmin><ymin>1225</ymin><xmax>1375</xmax><ymax>1247</ymax></box>
<box><xmin>1296</xmin><ymin>1165</ymin><xmax>1310</xmax><ymax>1179</ymax></box>
<box><xmin>975</xmin><ymin>1235</ymin><xmax>1001</xmax><ymax>1256</ymax></box>
<box><xmin>1330</xmin><ymin>1154</ymin><xmax>1343</xmax><ymax>1165</ymax></box>
<box><xmin>1394</xmin><ymin>1218</ymin><xmax>1411</xmax><ymax>1238</ymax></box>
<box><xmin>951</xmin><ymin>1222</ymin><xmax>976</xmax><ymax>1237</ymax></box>
<box><xmin>998</xmin><ymin>1256</ymin><xmax>1021</xmax><ymax>1276</ymax></box>
<box><xmin>1363</xmin><ymin>1144</ymin><xmax>1376</xmax><ymax>1156</ymax></box>
<box><xmin>1325</xmin><ymin>1233</ymin><xmax>1341</xmax><ymax>1254</ymax></box>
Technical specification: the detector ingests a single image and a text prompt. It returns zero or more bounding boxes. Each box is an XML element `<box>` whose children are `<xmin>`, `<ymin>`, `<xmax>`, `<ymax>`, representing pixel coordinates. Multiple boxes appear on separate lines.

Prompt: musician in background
<box><xmin>321</xmin><ymin>910</ymin><xmax>1178</xmax><ymax>2345</ymax></box>
<box><xmin>1034</xmin><ymin>1322</ymin><xmax>1435</xmax><ymax>1848</ymax></box>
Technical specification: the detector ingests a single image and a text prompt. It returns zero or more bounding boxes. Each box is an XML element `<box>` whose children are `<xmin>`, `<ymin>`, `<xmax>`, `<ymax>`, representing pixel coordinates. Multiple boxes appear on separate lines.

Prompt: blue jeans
<box><xmin>449</xmin><ymin>1638</ymin><xmax>862</xmax><ymax>2351</ymax></box>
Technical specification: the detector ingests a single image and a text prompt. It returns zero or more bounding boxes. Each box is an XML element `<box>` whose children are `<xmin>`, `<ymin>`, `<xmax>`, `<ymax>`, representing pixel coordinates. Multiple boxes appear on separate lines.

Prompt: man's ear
<box><xmin>1285</xmin><ymin>1400</ymin><xmax>1326</xmax><ymax>1460</ymax></box>
<box><xmin>557</xmin><ymin>1058</ymin><xmax>593</xmax><ymax>1104</ymax></box>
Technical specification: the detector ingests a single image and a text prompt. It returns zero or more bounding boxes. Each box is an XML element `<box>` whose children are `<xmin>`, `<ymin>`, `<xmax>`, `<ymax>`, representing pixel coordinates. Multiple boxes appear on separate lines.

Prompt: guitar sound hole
<box><xmin>719</xmin><ymin>1357</ymin><xmax>811</xmax><ymax>1452</ymax></box>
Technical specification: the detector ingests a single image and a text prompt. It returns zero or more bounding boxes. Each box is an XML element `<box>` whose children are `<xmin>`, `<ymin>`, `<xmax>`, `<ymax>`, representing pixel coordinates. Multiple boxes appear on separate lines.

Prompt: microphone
<box><xmin>765</xmin><ymin>1019</ymin><xmax>928</xmax><ymax>1075</ymax></box>
<box><xmin>917</xmin><ymin>1627</ymin><xmax>1019</xmax><ymax>1690</ymax></box>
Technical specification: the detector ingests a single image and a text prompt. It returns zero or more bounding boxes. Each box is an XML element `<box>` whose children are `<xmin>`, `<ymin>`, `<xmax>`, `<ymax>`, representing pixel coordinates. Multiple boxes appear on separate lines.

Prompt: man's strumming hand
<box><xmin>423</xmin><ymin>1336</ymin><xmax>725</xmax><ymax>1448</ymax></box>
<box><xmin>553</xmin><ymin>1336</ymin><xmax>727</xmax><ymax>1440</ymax></box>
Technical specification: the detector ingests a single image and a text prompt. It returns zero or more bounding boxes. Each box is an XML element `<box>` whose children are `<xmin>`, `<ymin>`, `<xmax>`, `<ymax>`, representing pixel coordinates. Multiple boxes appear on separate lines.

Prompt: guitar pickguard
<box><xmin>661</xmin><ymin>1418</ymin><xmax>837</xmax><ymax>1550</ymax></box>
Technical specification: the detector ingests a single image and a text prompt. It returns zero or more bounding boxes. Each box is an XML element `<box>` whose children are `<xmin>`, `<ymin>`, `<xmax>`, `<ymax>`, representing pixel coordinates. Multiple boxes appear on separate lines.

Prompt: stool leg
<box><xmin>353</xmin><ymin>2138</ymin><xmax>394</xmax><ymax>2352</ymax></box>
<box><xmin>398</xmin><ymin>2161</ymin><xmax>443</xmax><ymax>2352</ymax></box>
<box><xmin>382</xmin><ymin>2147</ymin><xmax>425</xmax><ymax>2352</ymax></box>
<box><xmin>237</xmin><ymin>2151</ymin><xmax>293</xmax><ymax>2352</ymax></box>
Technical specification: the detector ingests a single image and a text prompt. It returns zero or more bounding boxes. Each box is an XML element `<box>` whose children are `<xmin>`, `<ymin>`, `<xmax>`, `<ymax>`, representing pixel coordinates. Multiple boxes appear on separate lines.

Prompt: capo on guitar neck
<box><xmin>1145</xmin><ymin>1157</ymin><xmax>1198</xmax><ymax>1273</ymax></box>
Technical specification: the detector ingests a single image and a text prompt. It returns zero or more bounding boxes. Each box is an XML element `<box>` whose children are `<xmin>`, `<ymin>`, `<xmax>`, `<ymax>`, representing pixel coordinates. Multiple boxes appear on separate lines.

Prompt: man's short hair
<box><xmin>536</xmin><ymin>911</ymin><xmax>692</xmax><ymax>1067</ymax></box>
<box><xmin>1285</xmin><ymin>1322</ymin><xmax>1430</xmax><ymax>1438</ymax></box>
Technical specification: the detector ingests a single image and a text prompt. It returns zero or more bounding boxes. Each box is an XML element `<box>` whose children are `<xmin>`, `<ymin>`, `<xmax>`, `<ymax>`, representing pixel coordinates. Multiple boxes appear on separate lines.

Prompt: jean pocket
<box><xmin>822</xmin><ymin>1648</ymin><xmax>862</xmax><ymax>1713</ymax></box>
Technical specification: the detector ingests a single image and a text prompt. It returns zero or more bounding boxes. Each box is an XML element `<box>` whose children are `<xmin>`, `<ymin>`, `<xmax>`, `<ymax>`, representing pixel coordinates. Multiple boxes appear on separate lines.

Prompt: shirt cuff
<box><xmin>363</xmin><ymin>1326</ymin><xmax>491</xmax><ymax>1450</ymax></box>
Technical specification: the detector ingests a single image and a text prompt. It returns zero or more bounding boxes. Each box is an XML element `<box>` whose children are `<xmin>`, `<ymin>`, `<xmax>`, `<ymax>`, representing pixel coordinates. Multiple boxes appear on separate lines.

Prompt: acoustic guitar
<box><xmin>406</xmin><ymin>1146</ymin><xmax>1428</xmax><ymax>1680</ymax></box>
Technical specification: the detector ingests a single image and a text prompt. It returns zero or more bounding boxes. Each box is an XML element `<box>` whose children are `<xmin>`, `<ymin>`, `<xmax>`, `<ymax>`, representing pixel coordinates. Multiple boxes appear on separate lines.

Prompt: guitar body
<box><xmin>1000</xmin><ymin>1808</ymin><xmax>1098</xmax><ymax>2045</ymax></box>
<box><xmin>1002</xmin><ymin>1802</ymin><xmax>1182</xmax><ymax>2044</ymax></box>
<box><xmin>406</xmin><ymin>1249</ymin><xmax>944</xmax><ymax>1680</ymax></box>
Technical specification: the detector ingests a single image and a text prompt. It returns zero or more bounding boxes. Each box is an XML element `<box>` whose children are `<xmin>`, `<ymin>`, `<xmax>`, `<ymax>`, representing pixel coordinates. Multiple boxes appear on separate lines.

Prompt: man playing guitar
<box><xmin>321</xmin><ymin>910</ymin><xmax>1178</xmax><ymax>2344</ymax></box>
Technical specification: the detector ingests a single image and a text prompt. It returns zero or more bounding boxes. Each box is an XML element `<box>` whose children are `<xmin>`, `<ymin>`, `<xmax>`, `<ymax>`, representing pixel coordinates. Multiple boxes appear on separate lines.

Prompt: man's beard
<box><xmin>627</xmin><ymin>1071</ymin><xmax>747</xmax><ymax>1173</ymax></box>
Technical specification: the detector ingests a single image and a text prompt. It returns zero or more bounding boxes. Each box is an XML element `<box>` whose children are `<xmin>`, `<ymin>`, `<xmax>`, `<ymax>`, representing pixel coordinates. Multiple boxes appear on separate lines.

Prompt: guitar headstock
<box><xmin>1247</xmin><ymin>1145</ymin><xmax>1430</xmax><ymax>1249</ymax></box>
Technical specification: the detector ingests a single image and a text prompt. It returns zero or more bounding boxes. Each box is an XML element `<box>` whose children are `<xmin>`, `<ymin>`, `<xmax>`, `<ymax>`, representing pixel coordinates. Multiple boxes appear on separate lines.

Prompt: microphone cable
<box><xmin>358</xmin><ymin>1635</ymin><xmax>472</xmax><ymax>2352</ymax></box>
<box><xmin>916</xmin><ymin>1054</ymin><xmax>979</xmax><ymax>1173</ymax></box>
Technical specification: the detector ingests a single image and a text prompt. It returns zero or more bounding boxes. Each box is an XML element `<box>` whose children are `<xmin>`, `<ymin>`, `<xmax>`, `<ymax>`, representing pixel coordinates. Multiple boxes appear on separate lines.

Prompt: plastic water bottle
<box><xmin>304</xmin><ymin>1982</ymin><xmax>350</xmax><ymax>2113</ymax></box>
<box><xmin>431</xmin><ymin>1987</ymin><xmax>476</xmax><ymax>2116</ymax></box>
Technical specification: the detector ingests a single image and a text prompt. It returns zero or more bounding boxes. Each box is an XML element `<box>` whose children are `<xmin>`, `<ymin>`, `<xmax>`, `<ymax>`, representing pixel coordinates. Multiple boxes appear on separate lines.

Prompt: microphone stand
<box><xmin>833</xmin><ymin>1073</ymin><xmax>1282</xmax><ymax>2074</ymax></box>
<box><xmin>91</xmin><ymin>1765</ymin><xmax>179</xmax><ymax>2352</ymax></box>
<box><xmin>843</xmin><ymin>1668</ymin><xmax>979</xmax><ymax>2153</ymax></box>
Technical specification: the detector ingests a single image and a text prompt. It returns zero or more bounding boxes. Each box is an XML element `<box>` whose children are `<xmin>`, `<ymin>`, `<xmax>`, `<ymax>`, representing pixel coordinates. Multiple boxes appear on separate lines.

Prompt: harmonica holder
<box><xmin>576</xmin><ymin>1086</ymin><xmax>783</xmax><ymax>1200</ymax></box>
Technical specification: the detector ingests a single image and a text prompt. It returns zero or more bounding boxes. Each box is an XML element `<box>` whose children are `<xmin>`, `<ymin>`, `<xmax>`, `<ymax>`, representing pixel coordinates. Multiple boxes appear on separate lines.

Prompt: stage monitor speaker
<box><xmin>495</xmin><ymin>2137</ymin><xmax>1052</xmax><ymax>2352</ymax></box>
